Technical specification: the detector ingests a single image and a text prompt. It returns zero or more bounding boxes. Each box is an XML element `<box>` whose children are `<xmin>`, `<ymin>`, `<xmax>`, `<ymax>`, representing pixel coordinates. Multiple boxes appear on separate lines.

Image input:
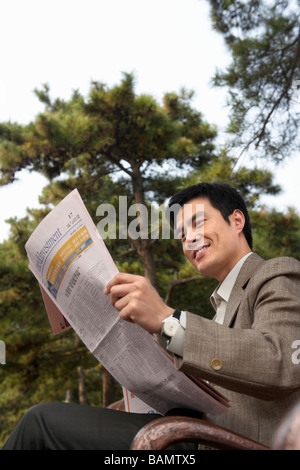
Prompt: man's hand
<box><xmin>104</xmin><ymin>273</ymin><xmax>174</xmax><ymax>334</ymax></box>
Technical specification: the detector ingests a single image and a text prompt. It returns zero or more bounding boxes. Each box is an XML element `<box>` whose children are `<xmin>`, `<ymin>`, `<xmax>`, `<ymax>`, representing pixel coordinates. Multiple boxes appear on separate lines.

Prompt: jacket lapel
<box><xmin>223</xmin><ymin>253</ymin><xmax>265</xmax><ymax>327</ymax></box>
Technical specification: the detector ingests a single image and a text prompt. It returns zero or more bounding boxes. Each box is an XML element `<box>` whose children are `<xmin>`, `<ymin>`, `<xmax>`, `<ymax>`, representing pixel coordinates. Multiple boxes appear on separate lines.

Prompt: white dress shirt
<box><xmin>167</xmin><ymin>252</ymin><xmax>252</xmax><ymax>356</ymax></box>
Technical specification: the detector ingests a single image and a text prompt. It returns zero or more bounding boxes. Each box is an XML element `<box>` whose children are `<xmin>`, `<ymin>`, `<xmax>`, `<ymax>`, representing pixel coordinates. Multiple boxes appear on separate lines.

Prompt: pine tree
<box><xmin>0</xmin><ymin>73</ymin><xmax>217</xmax><ymax>287</ymax></box>
<box><xmin>208</xmin><ymin>0</ymin><xmax>300</xmax><ymax>161</ymax></box>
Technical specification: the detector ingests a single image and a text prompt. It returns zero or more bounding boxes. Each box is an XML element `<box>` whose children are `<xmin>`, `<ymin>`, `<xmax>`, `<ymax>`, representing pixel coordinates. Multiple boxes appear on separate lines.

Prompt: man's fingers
<box><xmin>111</xmin><ymin>290</ymin><xmax>133</xmax><ymax>311</ymax></box>
<box><xmin>104</xmin><ymin>272</ymin><xmax>141</xmax><ymax>294</ymax></box>
<box><xmin>103</xmin><ymin>272</ymin><xmax>168</xmax><ymax>333</ymax></box>
<box><xmin>112</xmin><ymin>295</ymin><xmax>137</xmax><ymax>324</ymax></box>
<box><xmin>109</xmin><ymin>283</ymin><xmax>135</xmax><ymax>302</ymax></box>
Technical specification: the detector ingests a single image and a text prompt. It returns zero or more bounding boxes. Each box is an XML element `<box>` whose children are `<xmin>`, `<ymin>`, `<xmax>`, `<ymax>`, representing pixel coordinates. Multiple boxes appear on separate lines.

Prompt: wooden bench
<box><xmin>108</xmin><ymin>399</ymin><xmax>300</xmax><ymax>450</ymax></box>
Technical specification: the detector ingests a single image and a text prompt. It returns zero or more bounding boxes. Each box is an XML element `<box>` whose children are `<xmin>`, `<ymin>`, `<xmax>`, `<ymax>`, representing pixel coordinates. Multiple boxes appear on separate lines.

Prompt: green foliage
<box><xmin>251</xmin><ymin>207</ymin><xmax>300</xmax><ymax>259</ymax></box>
<box><xmin>0</xmin><ymin>73</ymin><xmax>217</xmax><ymax>188</ymax></box>
<box><xmin>181</xmin><ymin>151</ymin><xmax>281</xmax><ymax>208</ymax></box>
<box><xmin>208</xmin><ymin>0</ymin><xmax>300</xmax><ymax>160</ymax></box>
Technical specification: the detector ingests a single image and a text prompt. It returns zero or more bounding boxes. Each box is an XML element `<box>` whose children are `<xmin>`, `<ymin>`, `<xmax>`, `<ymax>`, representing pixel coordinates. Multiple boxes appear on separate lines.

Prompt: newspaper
<box><xmin>25</xmin><ymin>189</ymin><xmax>229</xmax><ymax>416</ymax></box>
<box><xmin>122</xmin><ymin>387</ymin><xmax>161</xmax><ymax>414</ymax></box>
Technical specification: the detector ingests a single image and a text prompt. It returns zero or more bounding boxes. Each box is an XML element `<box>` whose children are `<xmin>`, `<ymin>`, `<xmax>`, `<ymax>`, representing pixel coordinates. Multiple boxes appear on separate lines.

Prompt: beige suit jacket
<box><xmin>174</xmin><ymin>253</ymin><xmax>300</xmax><ymax>447</ymax></box>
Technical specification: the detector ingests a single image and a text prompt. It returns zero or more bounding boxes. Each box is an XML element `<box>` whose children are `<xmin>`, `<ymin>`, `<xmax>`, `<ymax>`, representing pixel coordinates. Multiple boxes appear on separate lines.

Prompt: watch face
<box><xmin>163</xmin><ymin>317</ymin><xmax>180</xmax><ymax>337</ymax></box>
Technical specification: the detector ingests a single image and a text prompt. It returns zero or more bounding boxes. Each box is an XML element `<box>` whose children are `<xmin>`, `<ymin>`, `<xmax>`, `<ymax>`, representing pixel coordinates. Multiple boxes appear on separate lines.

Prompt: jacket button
<box><xmin>211</xmin><ymin>358</ymin><xmax>223</xmax><ymax>371</ymax></box>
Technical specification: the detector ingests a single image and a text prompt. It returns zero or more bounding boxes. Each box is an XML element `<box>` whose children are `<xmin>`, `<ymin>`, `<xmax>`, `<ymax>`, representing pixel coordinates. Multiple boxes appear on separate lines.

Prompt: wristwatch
<box><xmin>161</xmin><ymin>309</ymin><xmax>182</xmax><ymax>342</ymax></box>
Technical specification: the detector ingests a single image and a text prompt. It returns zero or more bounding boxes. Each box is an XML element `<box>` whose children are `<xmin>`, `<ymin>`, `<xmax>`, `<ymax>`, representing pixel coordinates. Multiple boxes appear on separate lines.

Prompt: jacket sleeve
<box><xmin>173</xmin><ymin>267</ymin><xmax>300</xmax><ymax>401</ymax></box>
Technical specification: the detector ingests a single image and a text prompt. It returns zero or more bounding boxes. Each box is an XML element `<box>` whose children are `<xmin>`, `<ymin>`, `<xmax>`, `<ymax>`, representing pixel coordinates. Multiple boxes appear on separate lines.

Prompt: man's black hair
<box><xmin>167</xmin><ymin>182</ymin><xmax>253</xmax><ymax>249</ymax></box>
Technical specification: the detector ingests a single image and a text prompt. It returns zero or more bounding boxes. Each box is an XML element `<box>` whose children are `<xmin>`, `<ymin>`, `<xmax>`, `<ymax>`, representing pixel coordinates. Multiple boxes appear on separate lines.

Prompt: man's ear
<box><xmin>231</xmin><ymin>209</ymin><xmax>245</xmax><ymax>234</ymax></box>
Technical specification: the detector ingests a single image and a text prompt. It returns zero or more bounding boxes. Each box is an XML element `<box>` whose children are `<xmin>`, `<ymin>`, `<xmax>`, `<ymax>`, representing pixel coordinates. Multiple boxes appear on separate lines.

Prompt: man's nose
<box><xmin>185</xmin><ymin>230</ymin><xmax>203</xmax><ymax>250</ymax></box>
<box><xmin>185</xmin><ymin>226</ymin><xmax>201</xmax><ymax>242</ymax></box>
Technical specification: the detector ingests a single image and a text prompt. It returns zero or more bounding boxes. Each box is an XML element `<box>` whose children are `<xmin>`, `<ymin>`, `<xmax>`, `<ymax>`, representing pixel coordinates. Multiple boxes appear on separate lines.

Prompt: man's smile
<box><xmin>193</xmin><ymin>243</ymin><xmax>210</xmax><ymax>260</ymax></box>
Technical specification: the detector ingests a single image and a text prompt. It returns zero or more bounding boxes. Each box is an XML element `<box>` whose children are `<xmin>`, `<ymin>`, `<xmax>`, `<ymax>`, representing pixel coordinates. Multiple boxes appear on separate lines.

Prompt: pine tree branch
<box><xmin>253</xmin><ymin>29</ymin><xmax>300</xmax><ymax>148</ymax></box>
<box><xmin>236</xmin><ymin>29</ymin><xmax>300</xmax><ymax>161</ymax></box>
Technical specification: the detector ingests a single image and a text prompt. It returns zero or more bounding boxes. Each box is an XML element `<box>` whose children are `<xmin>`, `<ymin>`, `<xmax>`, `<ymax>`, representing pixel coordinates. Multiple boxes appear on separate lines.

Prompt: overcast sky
<box><xmin>0</xmin><ymin>0</ymin><xmax>299</xmax><ymax>242</ymax></box>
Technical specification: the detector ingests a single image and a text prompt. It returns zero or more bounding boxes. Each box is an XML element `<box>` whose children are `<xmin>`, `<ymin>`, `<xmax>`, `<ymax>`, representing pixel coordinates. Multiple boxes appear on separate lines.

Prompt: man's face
<box><xmin>175</xmin><ymin>197</ymin><xmax>247</xmax><ymax>282</ymax></box>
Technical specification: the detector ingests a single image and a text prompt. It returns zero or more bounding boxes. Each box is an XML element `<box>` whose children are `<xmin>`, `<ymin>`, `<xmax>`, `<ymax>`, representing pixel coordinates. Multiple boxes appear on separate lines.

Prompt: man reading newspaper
<box><xmin>2</xmin><ymin>182</ymin><xmax>300</xmax><ymax>450</ymax></box>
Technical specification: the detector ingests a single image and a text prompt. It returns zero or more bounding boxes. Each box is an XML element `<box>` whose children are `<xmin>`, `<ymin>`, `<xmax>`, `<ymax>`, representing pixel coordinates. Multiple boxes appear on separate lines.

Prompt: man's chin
<box><xmin>192</xmin><ymin>257</ymin><xmax>218</xmax><ymax>279</ymax></box>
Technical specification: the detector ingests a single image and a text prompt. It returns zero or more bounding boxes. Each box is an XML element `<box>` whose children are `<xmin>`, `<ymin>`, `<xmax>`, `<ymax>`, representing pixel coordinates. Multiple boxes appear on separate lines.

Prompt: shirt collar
<box><xmin>210</xmin><ymin>252</ymin><xmax>252</xmax><ymax>310</ymax></box>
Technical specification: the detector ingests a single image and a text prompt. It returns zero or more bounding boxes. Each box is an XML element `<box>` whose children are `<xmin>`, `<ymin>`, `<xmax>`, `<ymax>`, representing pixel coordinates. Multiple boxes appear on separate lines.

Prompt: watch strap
<box><xmin>172</xmin><ymin>309</ymin><xmax>182</xmax><ymax>321</ymax></box>
<box><xmin>161</xmin><ymin>309</ymin><xmax>182</xmax><ymax>340</ymax></box>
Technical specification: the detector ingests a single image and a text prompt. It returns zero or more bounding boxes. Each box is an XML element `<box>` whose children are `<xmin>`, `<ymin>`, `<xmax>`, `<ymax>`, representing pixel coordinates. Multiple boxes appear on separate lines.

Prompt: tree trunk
<box><xmin>102</xmin><ymin>367</ymin><xmax>115</xmax><ymax>408</ymax></box>
<box><xmin>131</xmin><ymin>167</ymin><xmax>158</xmax><ymax>287</ymax></box>
<box><xmin>135</xmin><ymin>239</ymin><xmax>158</xmax><ymax>287</ymax></box>
<box><xmin>64</xmin><ymin>389</ymin><xmax>73</xmax><ymax>403</ymax></box>
<box><xmin>78</xmin><ymin>366</ymin><xmax>89</xmax><ymax>405</ymax></box>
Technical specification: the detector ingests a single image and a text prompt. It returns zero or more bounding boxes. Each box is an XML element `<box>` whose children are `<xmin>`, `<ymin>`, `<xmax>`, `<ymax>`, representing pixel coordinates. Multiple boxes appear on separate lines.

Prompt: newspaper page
<box><xmin>25</xmin><ymin>189</ymin><xmax>229</xmax><ymax>416</ymax></box>
<box><xmin>122</xmin><ymin>387</ymin><xmax>161</xmax><ymax>414</ymax></box>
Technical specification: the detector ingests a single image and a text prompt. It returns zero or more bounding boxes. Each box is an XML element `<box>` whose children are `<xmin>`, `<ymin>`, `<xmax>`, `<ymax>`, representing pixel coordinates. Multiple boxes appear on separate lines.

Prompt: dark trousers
<box><xmin>1</xmin><ymin>402</ymin><xmax>198</xmax><ymax>450</ymax></box>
